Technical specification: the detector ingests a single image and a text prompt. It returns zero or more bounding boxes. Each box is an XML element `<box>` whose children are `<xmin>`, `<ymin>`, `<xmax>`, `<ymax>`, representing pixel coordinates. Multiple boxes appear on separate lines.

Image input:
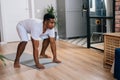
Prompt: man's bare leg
<box><xmin>40</xmin><ymin>38</ymin><xmax>51</xmax><ymax>58</ymax></box>
<box><xmin>31</xmin><ymin>38</ymin><xmax>45</xmax><ymax>69</ymax></box>
<box><xmin>14</xmin><ymin>41</ymin><xmax>27</xmax><ymax>68</ymax></box>
<box><xmin>49</xmin><ymin>38</ymin><xmax>61</xmax><ymax>63</ymax></box>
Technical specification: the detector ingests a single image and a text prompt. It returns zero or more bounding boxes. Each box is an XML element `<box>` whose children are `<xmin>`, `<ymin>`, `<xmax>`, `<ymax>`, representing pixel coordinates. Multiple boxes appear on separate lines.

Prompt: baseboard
<box><xmin>0</xmin><ymin>42</ymin><xmax>7</xmax><ymax>45</ymax></box>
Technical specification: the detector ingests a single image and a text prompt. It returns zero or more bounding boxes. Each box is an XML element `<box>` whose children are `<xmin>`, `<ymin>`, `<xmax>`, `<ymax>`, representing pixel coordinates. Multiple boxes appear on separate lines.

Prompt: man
<box><xmin>14</xmin><ymin>13</ymin><xmax>61</xmax><ymax>69</ymax></box>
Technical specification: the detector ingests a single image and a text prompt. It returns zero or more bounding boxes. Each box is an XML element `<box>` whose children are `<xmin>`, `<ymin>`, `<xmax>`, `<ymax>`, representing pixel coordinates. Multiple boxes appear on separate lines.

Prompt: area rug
<box><xmin>4</xmin><ymin>53</ymin><xmax>58</xmax><ymax>69</ymax></box>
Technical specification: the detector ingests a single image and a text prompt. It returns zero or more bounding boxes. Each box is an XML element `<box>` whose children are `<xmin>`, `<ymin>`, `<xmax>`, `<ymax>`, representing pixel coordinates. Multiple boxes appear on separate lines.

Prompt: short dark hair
<box><xmin>43</xmin><ymin>13</ymin><xmax>55</xmax><ymax>21</ymax></box>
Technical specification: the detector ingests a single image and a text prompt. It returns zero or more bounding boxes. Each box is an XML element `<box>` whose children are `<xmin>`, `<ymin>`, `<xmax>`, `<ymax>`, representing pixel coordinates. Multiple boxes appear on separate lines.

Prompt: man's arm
<box><xmin>49</xmin><ymin>37</ymin><xmax>56</xmax><ymax>60</ymax></box>
<box><xmin>31</xmin><ymin>38</ymin><xmax>45</xmax><ymax>69</ymax></box>
<box><xmin>49</xmin><ymin>37</ymin><xmax>61</xmax><ymax>63</ymax></box>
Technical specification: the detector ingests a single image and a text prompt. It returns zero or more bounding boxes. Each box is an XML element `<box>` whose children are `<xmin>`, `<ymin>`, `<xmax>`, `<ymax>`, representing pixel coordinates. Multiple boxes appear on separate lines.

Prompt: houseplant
<box><xmin>0</xmin><ymin>55</ymin><xmax>6</xmax><ymax>66</ymax></box>
<box><xmin>46</xmin><ymin>5</ymin><xmax>55</xmax><ymax>15</ymax></box>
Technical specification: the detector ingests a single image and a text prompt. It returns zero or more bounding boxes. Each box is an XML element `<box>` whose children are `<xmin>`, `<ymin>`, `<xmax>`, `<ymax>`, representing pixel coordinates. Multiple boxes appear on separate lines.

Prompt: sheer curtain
<box><xmin>104</xmin><ymin>0</ymin><xmax>113</xmax><ymax>32</ymax></box>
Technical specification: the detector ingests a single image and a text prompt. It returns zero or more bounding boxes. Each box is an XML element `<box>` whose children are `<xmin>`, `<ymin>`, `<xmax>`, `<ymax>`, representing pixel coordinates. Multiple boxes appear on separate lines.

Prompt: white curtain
<box><xmin>104</xmin><ymin>0</ymin><xmax>113</xmax><ymax>32</ymax></box>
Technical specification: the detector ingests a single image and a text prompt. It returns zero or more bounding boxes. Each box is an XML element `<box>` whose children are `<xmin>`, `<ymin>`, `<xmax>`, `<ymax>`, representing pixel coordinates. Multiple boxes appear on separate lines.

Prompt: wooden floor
<box><xmin>0</xmin><ymin>40</ymin><xmax>114</xmax><ymax>80</ymax></box>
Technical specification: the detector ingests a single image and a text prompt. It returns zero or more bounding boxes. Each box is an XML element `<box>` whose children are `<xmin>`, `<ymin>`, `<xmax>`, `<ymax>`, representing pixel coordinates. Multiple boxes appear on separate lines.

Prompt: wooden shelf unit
<box><xmin>104</xmin><ymin>33</ymin><xmax>120</xmax><ymax>68</ymax></box>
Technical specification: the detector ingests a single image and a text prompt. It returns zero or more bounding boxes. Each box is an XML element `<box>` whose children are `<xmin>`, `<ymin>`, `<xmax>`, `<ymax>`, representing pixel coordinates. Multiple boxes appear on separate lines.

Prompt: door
<box><xmin>65</xmin><ymin>0</ymin><xmax>87</xmax><ymax>38</ymax></box>
<box><xmin>87</xmin><ymin>0</ymin><xmax>115</xmax><ymax>49</ymax></box>
<box><xmin>1</xmin><ymin>0</ymin><xmax>29</xmax><ymax>42</ymax></box>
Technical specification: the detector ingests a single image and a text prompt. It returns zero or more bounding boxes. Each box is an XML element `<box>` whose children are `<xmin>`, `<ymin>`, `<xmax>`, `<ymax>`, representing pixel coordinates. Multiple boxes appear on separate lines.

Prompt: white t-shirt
<box><xmin>16</xmin><ymin>18</ymin><xmax>55</xmax><ymax>41</ymax></box>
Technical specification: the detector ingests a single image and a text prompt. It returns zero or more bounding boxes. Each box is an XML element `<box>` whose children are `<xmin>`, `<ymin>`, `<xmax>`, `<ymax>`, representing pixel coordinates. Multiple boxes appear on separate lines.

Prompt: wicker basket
<box><xmin>104</xmin><ymin>33</ymin><xmax>120</xmax><ymax>68</ymax></box>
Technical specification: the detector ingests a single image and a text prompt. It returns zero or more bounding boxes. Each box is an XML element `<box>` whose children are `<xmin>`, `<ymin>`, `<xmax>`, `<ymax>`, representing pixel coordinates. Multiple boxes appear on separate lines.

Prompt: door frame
<box><xmin>86</xmin><ymin>0</ymin><xmax>90</xmax><ymax>48</ymax></box>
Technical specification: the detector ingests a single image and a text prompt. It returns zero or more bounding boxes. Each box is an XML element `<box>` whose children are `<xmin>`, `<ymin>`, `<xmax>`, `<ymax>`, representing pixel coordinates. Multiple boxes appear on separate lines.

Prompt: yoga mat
<box><xmin>4</xmin><ymin>53</ymin><xmax>58</xmax><ymax>69</ymax></box>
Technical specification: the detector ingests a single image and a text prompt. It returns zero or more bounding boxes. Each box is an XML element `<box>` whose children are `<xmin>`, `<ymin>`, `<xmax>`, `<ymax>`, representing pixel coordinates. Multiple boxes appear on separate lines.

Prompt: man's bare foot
<box><xmin>14</xmin><ymin>62</ymin><xmax>20</xmax><ymax>68</ymax></box>
<box><xmin>40</xmin><ymin>54</ymin><xmax>51</xmax><ymax>58</ymax></box>
<box><xmin>36</xmin><ymin>64</ymin><xmax>45</xmax><ymax>69</ymax></box>
<box><xmin>53</xmin><ymin>59</ymin><xmax>61</xmax><ymax>63</ymax></box>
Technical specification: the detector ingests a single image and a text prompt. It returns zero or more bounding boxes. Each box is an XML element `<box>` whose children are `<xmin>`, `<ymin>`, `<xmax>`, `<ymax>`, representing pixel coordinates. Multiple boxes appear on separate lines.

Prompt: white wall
<box><xmin>34</xmin><ymin>0</ymin><xmax>57</xmax><ymax>19</ymax></box>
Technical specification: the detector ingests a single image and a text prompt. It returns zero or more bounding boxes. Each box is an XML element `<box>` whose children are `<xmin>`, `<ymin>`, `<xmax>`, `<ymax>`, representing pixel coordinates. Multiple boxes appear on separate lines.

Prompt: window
<box><xmin>89</xmin><ymin>0</ymin><xmax>95</xmax><ymax>12</ymax></box>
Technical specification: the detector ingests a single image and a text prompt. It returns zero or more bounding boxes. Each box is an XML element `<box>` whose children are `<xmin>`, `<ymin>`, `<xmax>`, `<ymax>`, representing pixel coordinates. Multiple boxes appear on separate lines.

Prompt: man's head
<box><xmin>43</xmin><ymin>13</ymin><xmax>55</xmax><ymax>29</ymax></box>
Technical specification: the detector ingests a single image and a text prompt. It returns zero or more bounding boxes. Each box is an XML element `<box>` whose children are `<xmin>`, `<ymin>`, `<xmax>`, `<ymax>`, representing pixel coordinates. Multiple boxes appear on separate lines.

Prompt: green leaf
<box><xmin>47</xmin><ymin>5</ymin><xmax>55</xmax><ymax>15</ymax></box>
<box><xmin>0</xmin><ymin>55</ymin><xmax>6</xmax><ymax>66</ymax></box>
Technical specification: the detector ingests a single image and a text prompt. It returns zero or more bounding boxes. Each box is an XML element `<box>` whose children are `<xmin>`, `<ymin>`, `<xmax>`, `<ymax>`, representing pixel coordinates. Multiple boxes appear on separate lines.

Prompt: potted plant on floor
<box><xmin>0</xmin><ymin>55</ymin><xmax>6</xmax><ymax>66</ymax></box>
